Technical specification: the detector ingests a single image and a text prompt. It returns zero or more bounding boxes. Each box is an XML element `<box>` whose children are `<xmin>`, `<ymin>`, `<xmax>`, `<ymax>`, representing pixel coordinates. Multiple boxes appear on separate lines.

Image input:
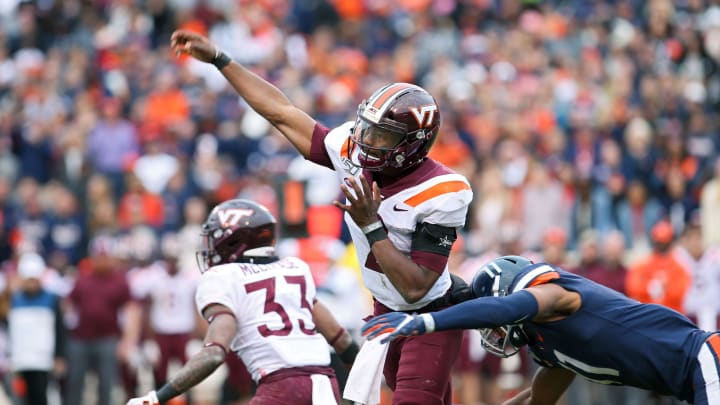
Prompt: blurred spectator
<box><xmin>117</xmin><ymin>172</ymin><xmax>164</xmax><ymax>230</ymax></box>
<box><xmin>65</xmin><ymin>238</ymin><xmax>138</xmax><ymax>405</ymax></box>
<box><xmin>44</xmin><ymin>183</ymin><xmax>85</xmax><ymax>267</ymax></box>
<box><xmin>614</xmin><ymin>180</ymin><xmax>664</xmax><ymax>252</ymax></box>
<box><xmin>626</xmin><ymin>221</ymin><xmax>691</xmax><ymax>313</ymax></box>
<box><xmin>8</xmin><ymin>252</ymin><xmax>66</xmax><ymax>405</ymax></box>
<box><xmin>132</xmin><ymin>233</ymin><xmax>199</xmax><ymax>391</ymax></box>
<box><xmin>591</xmin><ymin>138</ymin><xmax>626</xmax><ymax>212</ymax></box>
<box><xmin>140</xmin><ymin>67</ymin><xmax>190</xmax><ymax>137</ymax></box>
<box><xmin>676</xmin><ymin>218</ymin><xmax>720</xmax><ymax>332</ymax></box>
<box><xmin>570</xmin><ymin>231</ymin><xmax>602</xmax><ymax>276</ymax></box>
<box><xmin>175</xmin><ymin>196</ymin><xmax>207</xmax><ymax>274</ymax></box>
<box><xmin>660</xmin><ymin>167</ymin><xmax>698</xmax><ymax>236</ymax></box>
<box><xmin>132</xmin><ymin>138</ymin><xmax>180</xmax><ymax>196</ymax></box>
<box><xmin>621</xmin><ymin>117</ymin><xmax>659</xmax><ymax>191</ymax></box>
<box><xmin>600</xmin><ymin>230</ymin><xmax>629</xmax><ymax>295</ymax></box>
<box><xmin>467</xmin><ymin>165</ymin><xmax>514</xmax><ymax>254</ymax></box>
<box><xmin>568</xmin><ymin>176</ymin><xmax>614</xmax><ymax>250</ymax></box>
<box><xmin>519</xmin><ymin>160</ymin><xmax>568</xmax><ymax>251</ymax></box>
<box><xmin>540</xmin><ymin>226</ymin><xmax>568</xmax><ymax>267</ymax></box>
<box><xmin>159</xmin><ymin>166</ymin><xmax>198</xmax><ymax>232</ymax></box>
<box><xmin>700</xmin><ymin>158</ymin><xmax>720</xmax><ymax>247</ymax></box>
<box><xmin>86</xmin><ymin>97</ymin><xmax>140</xmax><ymax>200</ymax></box>
<box><xmin>12</xmin><ymin>177</ymin><xmax>51</xmax><ymax>254</ymax></box>
<box><xmin>121</xmin><ymin>225</ymin><xmax>164</xmax><ymax>398</ymax></box>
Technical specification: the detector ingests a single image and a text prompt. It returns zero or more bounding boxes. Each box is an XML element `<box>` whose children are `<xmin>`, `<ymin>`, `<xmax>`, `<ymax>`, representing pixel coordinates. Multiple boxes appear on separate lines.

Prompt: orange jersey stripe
<box><xmin>371</xmin><ymin>83</ymin><xmax>413</xmax><ymax>110</ymax></box>
<box><xmin>403</xmin><ymin>181</ymin><xmax>470</xmax><ymax>207</ymax></box>
<box><xmin>708</xmin><ymin>334</ymin><xmax>720</xmax><ymax>358</ymax></box>
<box><xmin>527</xmin><ymin>271</ymin><xmax>560</xmax><ymax>287</ymax></box>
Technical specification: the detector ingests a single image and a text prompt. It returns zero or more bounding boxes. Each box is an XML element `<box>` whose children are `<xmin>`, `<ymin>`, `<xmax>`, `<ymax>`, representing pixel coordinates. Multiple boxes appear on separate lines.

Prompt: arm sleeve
<box><xmin>431</xmin><ymin>291</ymin><xmax>539</xmax><ymax>331</ymax></box>
<box><xmin>307</xmin><ymin>123</ymin><xmax>333</xmax><ymax>169</ymax></box>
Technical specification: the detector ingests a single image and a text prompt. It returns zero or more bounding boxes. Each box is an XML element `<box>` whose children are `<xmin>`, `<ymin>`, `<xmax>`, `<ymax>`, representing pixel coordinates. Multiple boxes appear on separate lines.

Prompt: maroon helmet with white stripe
<box><xmin>196</xmin><ymin>199</ymin><xmax>277</xmax><ymax>272</ymax></box>
<box><xmin>349</xmin><ymin>83</ymin><xmax>441</xmax><ymax>175</ymax></box>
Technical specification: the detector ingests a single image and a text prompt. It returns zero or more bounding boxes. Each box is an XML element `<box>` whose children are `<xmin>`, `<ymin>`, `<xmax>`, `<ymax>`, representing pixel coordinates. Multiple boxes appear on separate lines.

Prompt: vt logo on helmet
<box><xmin>471</xmin><ymin>255</ymin><xmax>535</xmax><ymax>358</ymax></box>
<box><xmin>348</xmin><ymin>83</ymin><xmax>441</xmax><ymax>176</ymax></box>
<box><xmin>196</xmin><ymin>199</ymin><xmax>277</xmax><ymax>272</ymax></box>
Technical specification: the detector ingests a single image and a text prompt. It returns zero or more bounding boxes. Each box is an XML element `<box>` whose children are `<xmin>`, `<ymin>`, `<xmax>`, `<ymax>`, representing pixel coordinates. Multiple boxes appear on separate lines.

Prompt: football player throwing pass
<box><xmin>171</xmin><ymin>29</ymin><xmax>474</xmax><ymax>405</ymax></box>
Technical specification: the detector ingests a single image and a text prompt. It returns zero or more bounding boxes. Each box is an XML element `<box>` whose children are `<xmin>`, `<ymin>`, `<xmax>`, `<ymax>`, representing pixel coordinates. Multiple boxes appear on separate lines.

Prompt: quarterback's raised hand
<box><xmin>170</xmin><ymin>30</ymin><xmax>217</xmax><ymax>63</ymax></box>
<box><xmin>361</xmin><ymin>312</ymin><xmax>436</xmax><ymax>343</ymax></box>
<box><xmin>126</xmin><ymin>390</ymin><xmax>159</xmax><ymax>405</ymax></box>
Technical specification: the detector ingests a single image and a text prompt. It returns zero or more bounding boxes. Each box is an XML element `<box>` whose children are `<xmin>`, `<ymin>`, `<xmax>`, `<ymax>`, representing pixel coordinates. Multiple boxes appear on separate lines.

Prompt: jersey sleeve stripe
<box><xmin>511</xmin><ymin>265</ymin><xmax>557</xmax><ymax>293</ymax></box>
<box><xmin>402</xmin><ymin>180</ymin><xmax>471</xmax><ymax>207</ymax></box>
<box><xmin>708</xmin><ymin>334</ymin><xmax>720</xmax><ymax>360</ymax></box>
<box><xmin>527</xmin><ymin>272</ymin><xmax>560</xmax><ymax>288</ymax></box>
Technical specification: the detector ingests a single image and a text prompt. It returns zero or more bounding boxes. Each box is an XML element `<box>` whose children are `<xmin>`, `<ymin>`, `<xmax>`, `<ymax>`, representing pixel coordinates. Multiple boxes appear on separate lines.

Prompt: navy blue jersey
<box><xmin>514</xmin><ymin>264</ymin><xmax>714</xmax><ymax>402</ymax></box>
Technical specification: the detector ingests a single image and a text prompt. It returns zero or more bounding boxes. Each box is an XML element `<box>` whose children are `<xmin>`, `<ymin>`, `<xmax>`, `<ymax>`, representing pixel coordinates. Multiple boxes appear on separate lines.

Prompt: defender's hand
<box><xmin>361</xmin><ymin>312</ymin><xmax>435</xmax><ymax>344</ymax></box>
<box><xmin>126</xmin><ymin>390</ymin><xmax>159</xmax><ymax>405</ymax></box>
<box><xmin>333</xmin><ymin>176</ymin><xmax>381</xmax><ymax>228</ymax></box>
<box><xmin>171</xmin><ymin>30</ymin><xmax>217</xmax><ymax>63</ymax></box>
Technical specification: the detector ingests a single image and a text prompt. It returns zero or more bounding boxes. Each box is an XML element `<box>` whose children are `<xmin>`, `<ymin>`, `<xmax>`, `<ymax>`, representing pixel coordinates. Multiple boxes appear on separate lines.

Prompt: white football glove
<box><xmin>126</xmin><ymin>390</ymin><xmax>159</xmax><ymax>405</ymax></box>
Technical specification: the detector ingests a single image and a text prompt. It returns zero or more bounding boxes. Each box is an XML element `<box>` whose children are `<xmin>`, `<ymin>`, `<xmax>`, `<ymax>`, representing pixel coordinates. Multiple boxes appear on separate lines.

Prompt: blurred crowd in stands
<box><xmin>0</xmin><ymin>0</ymin><xmax>719</xmax><ymax>404</ymax></box>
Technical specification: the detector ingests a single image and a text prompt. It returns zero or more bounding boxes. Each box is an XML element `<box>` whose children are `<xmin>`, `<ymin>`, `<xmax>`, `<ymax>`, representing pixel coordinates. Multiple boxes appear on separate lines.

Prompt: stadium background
<box><xmin>0</xmin><ymin>0</ymin><xmax>719</xmax><ymax>404</ymax></box>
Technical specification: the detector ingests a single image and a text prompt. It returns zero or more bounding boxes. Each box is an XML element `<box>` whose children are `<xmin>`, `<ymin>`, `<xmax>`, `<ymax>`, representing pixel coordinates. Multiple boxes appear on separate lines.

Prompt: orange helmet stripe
<box><xmin>369</xmin><ymin>83</ymin><xmax>415</xmax><ymax>112</ymax></box>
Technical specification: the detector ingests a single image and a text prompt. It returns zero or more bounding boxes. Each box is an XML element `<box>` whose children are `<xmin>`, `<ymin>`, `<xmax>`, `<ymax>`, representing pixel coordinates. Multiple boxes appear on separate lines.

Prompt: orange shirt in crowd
<box><xmin>625</xmin><ymin>252</ymin><xmax>691</xmax><ymax>313</ymax></box>
<box><xmin>143</xmin><ymin>89</ymin><xmax>190</xmax><ymax>130</ymax></box>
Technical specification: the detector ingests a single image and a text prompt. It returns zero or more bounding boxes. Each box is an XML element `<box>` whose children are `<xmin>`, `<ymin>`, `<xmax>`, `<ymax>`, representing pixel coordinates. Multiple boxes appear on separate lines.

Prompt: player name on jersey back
<box><xmin>196</xmin><ymin>257</ymin><xmax>331</xmax><ymax>382</ymax></box>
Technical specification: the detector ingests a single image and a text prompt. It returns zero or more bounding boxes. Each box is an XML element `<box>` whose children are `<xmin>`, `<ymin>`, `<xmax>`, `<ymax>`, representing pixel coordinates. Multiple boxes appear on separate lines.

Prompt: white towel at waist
<box><xmin>343</xmin><ymin>335</ymin><xmax>389</xmax><ymax>405</ymax></box>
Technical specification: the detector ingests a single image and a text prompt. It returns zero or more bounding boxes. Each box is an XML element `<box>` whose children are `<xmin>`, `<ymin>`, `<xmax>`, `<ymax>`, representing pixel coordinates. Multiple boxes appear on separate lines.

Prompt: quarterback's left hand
<box><xmin>126</xmin><ymin>390</ymin><xmax>159</xmax><ymax>405</ymax></box>
<box><xmin>361</xmin><ymin>312</ymin><xmax>435</xmax><ymax>343</ymax></box>
<box><xmin>333</xmin><ymin>175</ymin><xmax>382</xmax><ymax>228</ymax></box>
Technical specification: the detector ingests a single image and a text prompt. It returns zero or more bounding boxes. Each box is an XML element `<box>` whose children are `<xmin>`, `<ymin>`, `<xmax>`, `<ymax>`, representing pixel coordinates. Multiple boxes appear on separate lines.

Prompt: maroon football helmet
<box><xmin>348</xmin><ymin>83</ymin><xmax>441</xmax><ymax>176</ymax></box>
<box><xmin>196</xmin><ymin>199</ymin><xmax>276</xmax><ymax>272</ymax></box>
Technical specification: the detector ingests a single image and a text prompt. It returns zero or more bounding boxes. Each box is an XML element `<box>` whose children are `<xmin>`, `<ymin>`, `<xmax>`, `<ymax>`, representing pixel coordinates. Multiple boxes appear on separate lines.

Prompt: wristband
<box><xmin>360</xmin><ymin>221</ymin><xmax>383</xmax><ymax>234</ymax></box>
<box><xmin>420</xmin><ymin>313</ymin><xmax>436</xmax><ymax>333</ymax></box>
<box><xmin>338</xmin><ymin>340</ymin><xmax>360</xmax><ymax>365</ymax></box>
<box><xmin>212</xmin><ymin>47</ymin><xmax>232</xmax><ymax>70</ymax></box>
<box><xmin>365</xmin><ymin>227</ymin><xmax>388</xmax><ymax>246</ymax></box>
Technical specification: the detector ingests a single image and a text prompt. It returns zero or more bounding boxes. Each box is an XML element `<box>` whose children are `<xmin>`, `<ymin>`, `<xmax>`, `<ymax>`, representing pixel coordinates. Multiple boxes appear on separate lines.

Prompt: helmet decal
<box><xmin>409</xmin><ymin>104</ymin><xmax>438</xmax><ymax>128</ymax></box>
<box><xmin>217</xmin><ymin>208</ymin><xmax>254</xmax><ymax>228</ymax></box>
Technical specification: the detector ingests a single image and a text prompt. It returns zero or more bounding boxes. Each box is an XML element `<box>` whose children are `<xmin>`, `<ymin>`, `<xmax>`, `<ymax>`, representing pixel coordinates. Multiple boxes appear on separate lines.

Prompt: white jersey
<box><xmin>676</xmin><ymin>245</ymin><xmax>720</xmax><ymax>330</ymax></box>
<box><xmin>133</xmin><ymin>264</ymin><xmax>199</xmax><ymax>334</ymax></box>
<box><xmin>195</xmin><ymin>257</ymin><xmax>330</xmax><ymax>382</ymax></box>
<box><xmin>315</xmin><ymin>122</ymin><xmax>473</xmax><ymax>311</ymax></box>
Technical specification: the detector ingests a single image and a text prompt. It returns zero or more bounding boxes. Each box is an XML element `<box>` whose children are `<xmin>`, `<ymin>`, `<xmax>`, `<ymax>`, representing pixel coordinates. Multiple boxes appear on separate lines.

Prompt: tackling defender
<box><xmin>363</xmin><ymin>255</ymin><xmax>720</xmax><ymax>405</ymax></box>
<box><xmin>127</xmin><ymin>199</ymin><xmax>358</xmax><ymax>405</ymax></box>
